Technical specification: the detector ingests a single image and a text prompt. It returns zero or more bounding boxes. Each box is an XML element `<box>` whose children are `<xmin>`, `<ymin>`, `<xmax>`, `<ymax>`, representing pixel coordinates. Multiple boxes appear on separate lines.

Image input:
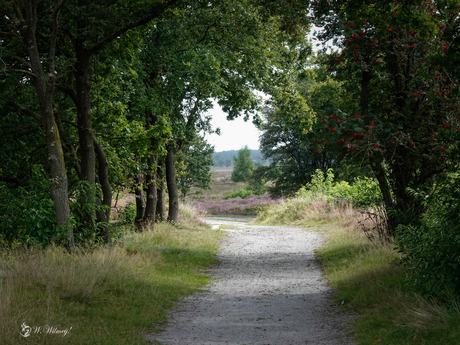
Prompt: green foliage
<box><xmin>1</xmin><ymin>0</ymin><xmax>313</xmax><ymax>242</ymax></box>
<box><xmin>302</xmin><ymin>168</ymin><xmax>334</xmax><ymax>195</ymax></box>
<box><xmin>331</xmin><ymin>177</ymin><xmax>382</xmax><ymax>208</ymax></box>
<box><xmin>296</xmin><ymin>169</ymin><xmax>382</xmax><ymax>208</ymax></box>
<box><xmin>246</xmin><ymin>170</ymin><xmax>267</xmax><ymax>196</ymax></box>
<box><xmin>259</xmin><ymin>105</ymin><xmax>321</xmax><ymax>197</ymax></box>
<box><xmin>117</xmin><ymin>202</ymin><xmax>137</xmax><ymax>225</ymax></box>
<box><xmin>223</xmin><ymin>189</ymin><xmax>254</xmax><ymax>200</ymax></box>
<box><xmin>258</xmin><ymin>73</ymin><xmax>348</xmax><ymax>197</ymax></box>
<box><xmin>397</xmin><ymin>173</ymin><xmax>460</xmax><ymax>300</ymax></box>
<box><xmin>231</xmin><ymin>146</ymin><xmax>256</xmax><ymax>183</ymax></box>
<box><xmin>70</xmin><ymin>181</ymin><xmax>110</xmax><ymax>245</ymax></box>
<box><xmin>0</xmin><ymin>165</ymin><xmax>59</xmax><ymax>247</ymax></box>
<box><xmin>310</xmin><ymin>0</ymin><xmax>460</xmax><ymax>232</ymax></box>
<box><xmin>177</xmin><ymin>134</ymin><xmax>214</xmax><ymax>198</ymax></box>
<box><xmin>222</xmin><ymin>168</ymin><xmax>267</xmax><ymax>200</ymax></box>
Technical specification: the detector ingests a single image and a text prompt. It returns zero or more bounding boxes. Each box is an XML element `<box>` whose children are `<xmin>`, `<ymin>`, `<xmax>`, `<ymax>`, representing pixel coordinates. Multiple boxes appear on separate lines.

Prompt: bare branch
<box><xmin>6</xmin><ymin>101</ymin><xmax>42</xmax><ymax>122</ymax></box>
<box><xmin>12</xmin><ymin>55</ymin><xmax>31</xmax><ymax>67</ymax></box>
<box><xmin>1</xmin><ymin>67</ymin><xmax>36</xmax><ymax>78</ymax></box>
<box><xmin>11</xmin><ymin>0</ymin><xmax>25</xmax><ymax>24</ymax></box>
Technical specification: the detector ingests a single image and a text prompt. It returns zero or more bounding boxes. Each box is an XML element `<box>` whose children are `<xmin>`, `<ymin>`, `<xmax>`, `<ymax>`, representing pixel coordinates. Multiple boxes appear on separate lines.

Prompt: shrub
<box><xmin>0</xmin><ymin>165</ymin><xmax>59</xmax><ymax>247</ymax></box>
<box><xmin>117</xmin><ymin>202</ymin><xmax>137</xmax><ymax>225</ymax></box>
<box><xmin>330</xmin><ymin>177</ymin><xmax>382</xmax><ymax>208</ymax></box>
<box><xmin>296</xmin><ymin>169</ymin><xmax>382</xmax><ymax>208</ymax></box>
<box><xmin>223</xmin><ymin>188</ymin><xmax>254</xmax><ymax>199</ymax></box>
<box><xmin>397</xmin><ymin>175</ymin><xmax>460</xmax><ymax>300</ymax></box>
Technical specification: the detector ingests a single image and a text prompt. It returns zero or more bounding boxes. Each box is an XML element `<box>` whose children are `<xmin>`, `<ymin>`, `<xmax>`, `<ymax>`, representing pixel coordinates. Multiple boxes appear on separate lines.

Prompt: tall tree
<box><xmin>61</xmin><ymin>0</ymin><xmax>180</xmax><ymax>236</ymax></box>
<box><xmin>1</xmin><ymin>0</ymin><xmax>313</xmax><ymax>244</ymax></box>
<box><xmin>2</xmin><ymin>0</ymin><xmax>75</xmax><ymax>251</ymax></box>
<box><xmin>231</xmin><ymin>146</ymin><xmax>256</xmax><ymax>183</ymax></box>
<box><xmin>311</xmin><ymin>0</ymin><xmax>460</xmax><ymax>234</ymax></box>
<box><xmin>177</xmin><ymin>134</ymin><xmax>214</xmax><ymax>199</ymax></box>
<box><xmin>137</xmin><ymin>0</ymin><xmax>312</xmax><ymax>222</ymax></box>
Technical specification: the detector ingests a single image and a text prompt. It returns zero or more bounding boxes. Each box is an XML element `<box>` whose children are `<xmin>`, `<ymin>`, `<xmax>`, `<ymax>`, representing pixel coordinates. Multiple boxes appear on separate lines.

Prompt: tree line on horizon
<box><xmin>212</xmin><ymin>149</ymin><xmax>268</xmax><ymax>167</ymax></box>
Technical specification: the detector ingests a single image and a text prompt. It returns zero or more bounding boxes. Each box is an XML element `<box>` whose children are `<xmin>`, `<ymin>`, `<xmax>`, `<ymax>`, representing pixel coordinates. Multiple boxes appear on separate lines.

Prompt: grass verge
<box><xmin>256</xmin><ymin>198</ymin><xmax>460</xmax><ymax>345</ymax></box>
<box><xmin>0</xmin><ymin>218</ymin><xmax>223</xmax><ymax>344</ymax></box>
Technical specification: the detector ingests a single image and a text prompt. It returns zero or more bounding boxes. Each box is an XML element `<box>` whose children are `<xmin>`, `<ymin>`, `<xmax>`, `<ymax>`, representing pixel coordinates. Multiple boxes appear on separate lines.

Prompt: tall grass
<box><xmin>256</xmin><ymin>192</ymin><xmax>460</xmax><ymax>345</ymax></box>
<box><xmin>256</xmin><ymin>193</ymin><xmax>361</xmax><ymax>227</ymax></box>
<box><xmin>0</xmin><ymin>205</ymin><xmax>222</xmax><ymax>345</ymax></box>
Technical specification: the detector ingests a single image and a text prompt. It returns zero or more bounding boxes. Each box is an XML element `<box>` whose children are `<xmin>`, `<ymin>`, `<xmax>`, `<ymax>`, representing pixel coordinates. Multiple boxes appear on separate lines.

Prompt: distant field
<box><xmin>211</xmin><ymin>166</ymin><xmax>233</xmax><ymax>179</ymax></box>
<box><xmin>189</xmin><ymin>166</ymin><xmax>241</xmax><ymax>199</ymax></box>
<box><xmin>190</xmin><ymin>166</ymin><xmax>281</xmax><ymax>215</ymax></box>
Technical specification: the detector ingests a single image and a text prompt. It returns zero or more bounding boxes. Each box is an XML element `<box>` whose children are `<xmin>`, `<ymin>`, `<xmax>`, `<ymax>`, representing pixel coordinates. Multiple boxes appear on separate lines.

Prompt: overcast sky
<box><xmin>204</xmin><ymin>102</ymin><xmax>261</xmax><ymax>152</ymax></box>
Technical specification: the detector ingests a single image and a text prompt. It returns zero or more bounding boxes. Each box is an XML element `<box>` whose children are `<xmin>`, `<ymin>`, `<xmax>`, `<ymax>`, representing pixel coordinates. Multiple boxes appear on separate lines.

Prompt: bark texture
<box><xmin>21</xmin><ymin>0</ymin><xmax>75</xmax><ymax>252</ymax></box>
<box><xmin>142</xmin><ymin>154</ymin><xmax>158</xmax><ymax>229</ymax></box>
<box><xmin>94</xmin><ymin>136</ymin><xmax>112</xmax><ymax>243</ymax></box>
<box><xmin>166</xmin><ymin>145</ymin><xmax>179</xmax><ymax>223</ymax></box>
<box><xmin>134</xmin><ymin>175</ymin><xmax>145</xmax><ymax>228</ymax></box>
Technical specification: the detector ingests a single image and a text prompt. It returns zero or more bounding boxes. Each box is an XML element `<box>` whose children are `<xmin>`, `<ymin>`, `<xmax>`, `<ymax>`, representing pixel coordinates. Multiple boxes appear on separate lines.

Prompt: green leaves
<box><xmin>231</xmin><ymin>146</ymin><xmax>256</xmax><ymax>183</ymax></box>
<box><xmin>0</xmin><ymin>165</ymin><xmax>58</xmax><ymax>247</ymax></box>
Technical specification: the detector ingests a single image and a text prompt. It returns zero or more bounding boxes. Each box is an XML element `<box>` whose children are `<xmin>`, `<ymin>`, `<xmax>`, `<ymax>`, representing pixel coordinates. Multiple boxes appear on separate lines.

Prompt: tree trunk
<box><xmin>142</xmin><ymin>154</ymin><xmax>158</xmax><ymax>229</ymax></box>
<box><xmin>156</xmin><ymin>176</ymin><xmax>166</xmax><ymax>223</ymax></box>
<box><xmin>45</xmin><ymin>119</ymin><xmax>75</xmax><ymax>252</ymax></box>
<box><xmin>370</xmin><ymin>159</ymin><xmax>398</xmax><ymax>236</ymax></box>
<box><xmin>166</xmin><ymin>145</ymin><xmax>179</xmax><ymax>223</ymax></box>
<box><xmin>74</xmin><ymin>33</ymin><xmax>96</xmax><ymax>235</ymax></box>
<box><xmin>93</xmin><ymin>136</ymin><xmax>112</xmax><ymax>244</ymax></box>
<box><xmin>21</xmin><ymin>0</ymin><xmax>75</xmax><ymax>252</ymax></box>
<box><xmin>134</xmin><ymin>175</ymin><xmax>145</xmax><ymax>228</ymax></box>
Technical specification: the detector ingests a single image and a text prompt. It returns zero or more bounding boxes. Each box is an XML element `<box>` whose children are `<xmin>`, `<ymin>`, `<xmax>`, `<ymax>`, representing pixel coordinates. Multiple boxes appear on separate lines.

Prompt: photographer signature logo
<box><xmin>20</xmin><ymin>322</ymin><xmax>72</xmax><ymax>338</ymax></box>
<box><xmin>20</xmin><ymin>323</ymin><xmax>31</xmax><ymax>338</ymax></box>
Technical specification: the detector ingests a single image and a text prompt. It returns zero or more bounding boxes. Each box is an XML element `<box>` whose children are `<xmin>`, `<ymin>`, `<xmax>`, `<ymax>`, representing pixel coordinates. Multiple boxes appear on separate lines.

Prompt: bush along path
<box><xmin>147</xmin><ymin>218</ymin><xmax>356</xmax><ymax>345</ymax></box>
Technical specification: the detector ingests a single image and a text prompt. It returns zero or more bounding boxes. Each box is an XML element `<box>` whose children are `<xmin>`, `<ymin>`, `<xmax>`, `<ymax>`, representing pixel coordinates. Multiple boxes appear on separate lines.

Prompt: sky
<box><xmin>202</xmin><ymin>35</ymin><xmax>332</xmax><ymax>153</ymax></box>
<box><xmin>204</xmin><ymin>102</ymin><xmax>261</xmax><ymax>152</ymax></box>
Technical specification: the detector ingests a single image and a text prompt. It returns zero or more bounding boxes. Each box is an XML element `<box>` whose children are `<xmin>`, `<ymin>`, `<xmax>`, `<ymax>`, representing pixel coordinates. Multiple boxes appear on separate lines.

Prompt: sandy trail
<box><xmin>147</xmin><ymin>218</ymin><xmax>356</xmax><ymax>345</ymax></box>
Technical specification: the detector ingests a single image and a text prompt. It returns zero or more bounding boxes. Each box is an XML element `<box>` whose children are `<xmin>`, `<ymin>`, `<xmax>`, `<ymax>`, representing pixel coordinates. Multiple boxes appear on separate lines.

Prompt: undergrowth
<box><xmin>0</xmin><ymin>205</ymin><xmax>222</xmax><ymax>345</ymax></box>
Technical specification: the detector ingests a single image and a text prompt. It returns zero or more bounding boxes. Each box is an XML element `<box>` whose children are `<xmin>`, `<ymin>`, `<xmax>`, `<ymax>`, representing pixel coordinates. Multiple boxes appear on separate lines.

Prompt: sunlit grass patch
<box><xmin>314</xmin><ymin>224</ymin><xmax>460</xmax><ymax>345</ymax></box>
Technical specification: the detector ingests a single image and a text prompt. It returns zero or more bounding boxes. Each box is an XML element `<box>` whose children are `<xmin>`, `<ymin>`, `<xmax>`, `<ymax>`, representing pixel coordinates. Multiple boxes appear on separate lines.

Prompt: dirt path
<box><xmin>147</xmin><ymin>218</ymin><xmax>356</xmax><ymax>345</ymax></box>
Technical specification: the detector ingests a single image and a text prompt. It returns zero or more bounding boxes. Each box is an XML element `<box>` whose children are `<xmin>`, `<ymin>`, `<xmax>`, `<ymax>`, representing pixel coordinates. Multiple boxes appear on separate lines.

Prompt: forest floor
<box><xmin>147</xmin><ymin>217</ymin><xmax>356</xmax><ymax>345</ymax></box>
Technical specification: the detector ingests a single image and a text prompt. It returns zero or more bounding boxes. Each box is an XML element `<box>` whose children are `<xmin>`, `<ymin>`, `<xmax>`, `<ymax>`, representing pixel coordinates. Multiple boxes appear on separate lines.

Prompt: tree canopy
<box><xmin>0</xmin><ymin>0</ymin><xmax>312</xmax><ymax>250</ymax></box>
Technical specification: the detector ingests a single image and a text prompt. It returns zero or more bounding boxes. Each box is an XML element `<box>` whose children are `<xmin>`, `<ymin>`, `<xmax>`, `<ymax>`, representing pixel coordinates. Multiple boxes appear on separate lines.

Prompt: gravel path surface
<box><xmin>147</xmin><ymin>218</ymin><xmax>356</xmax><ymax>345</ymax></box>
